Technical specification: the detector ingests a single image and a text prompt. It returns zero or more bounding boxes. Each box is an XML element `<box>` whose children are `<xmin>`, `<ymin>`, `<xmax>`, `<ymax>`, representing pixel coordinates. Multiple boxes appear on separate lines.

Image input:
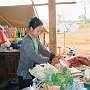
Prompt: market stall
<box><xmin>0</xmin><ymin>0</ymin><xmax>90</xmax><ymax>90</ymax></box>
<box><xmin>0</xmin><ymin>5</ymin><xmax>34</xmax><ymax>86</ymax></box>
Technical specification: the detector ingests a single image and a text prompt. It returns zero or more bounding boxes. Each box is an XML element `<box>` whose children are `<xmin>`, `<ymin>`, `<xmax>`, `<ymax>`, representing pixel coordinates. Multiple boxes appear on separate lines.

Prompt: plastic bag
<box><xmin>84</xmin><ymin>68</ymin><xmax>90</xmax><ymax>83</ymax></box>
<box><xmin>0</xmin><ymin>31</ymin><xmax>5</xmax><ymax>44</ymax></box>
<box><xmin>2</xmin><ymin>31</ymin><xmax>11</xmax><ymax>47</ymax></box>
<box><xmin>29</xmin><ymin>63</ymin><xmax>58</xmax><ymax>81</ymax></box>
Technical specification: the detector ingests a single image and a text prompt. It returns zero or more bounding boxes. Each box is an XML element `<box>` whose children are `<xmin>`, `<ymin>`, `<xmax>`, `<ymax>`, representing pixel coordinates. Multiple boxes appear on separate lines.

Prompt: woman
<box><xmin>17</xmin><ymin>17</ymin><xmax>55</xmax><ymax>89</ymax></box>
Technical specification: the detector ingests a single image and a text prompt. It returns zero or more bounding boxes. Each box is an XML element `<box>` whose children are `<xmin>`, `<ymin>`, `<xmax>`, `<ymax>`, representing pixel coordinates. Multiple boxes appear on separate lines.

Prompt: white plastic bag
<box><xmin>29</xmin><ymin>63</ymin><xmax>58</xmax><ymax>81</ymax></box>
<box><xmin>22</xmin><ymin>87</ymin><xmax>40</xmax><ymax>90</ymax></box>
<box><xmin>84</xmin><ymin>68</ymin><xmax>90</xmax><ymax>83</ymax></box>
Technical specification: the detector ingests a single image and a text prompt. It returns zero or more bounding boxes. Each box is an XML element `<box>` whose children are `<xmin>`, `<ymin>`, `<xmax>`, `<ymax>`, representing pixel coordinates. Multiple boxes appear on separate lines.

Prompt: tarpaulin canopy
<box><xmin>0</xmin><ymin>5</ymin><xmax>34</xmax><ymax>27</ymax></box>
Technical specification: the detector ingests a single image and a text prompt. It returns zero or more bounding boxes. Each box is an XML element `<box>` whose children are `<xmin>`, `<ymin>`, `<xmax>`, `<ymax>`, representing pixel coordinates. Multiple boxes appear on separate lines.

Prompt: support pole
<box><xmin>48</xmin><ymin>0</ymin><xmax>57</xmax><ymax>54</ymax></box>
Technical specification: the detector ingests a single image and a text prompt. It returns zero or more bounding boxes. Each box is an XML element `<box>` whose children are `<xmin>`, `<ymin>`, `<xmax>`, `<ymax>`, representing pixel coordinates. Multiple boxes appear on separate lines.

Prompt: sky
<box><xmin>0</xmin><ymin>0</ymin><xmax>90</xmax><ymax>22</ymax></box>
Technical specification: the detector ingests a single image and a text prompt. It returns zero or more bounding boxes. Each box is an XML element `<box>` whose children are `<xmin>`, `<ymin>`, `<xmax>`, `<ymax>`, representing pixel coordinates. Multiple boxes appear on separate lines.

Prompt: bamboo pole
<box><xmin>48</xmin><ymin>0</ymin><xmax>57</xmax><ymax>54</ymax></box>
<box><xmin>31</xmin><ymin>0</ymin><xmax>39</xmax><ymax>17</ymax></box>
<box><xmin>32</xmin><ymin>2</ymin><xmax>77</xmax><ymax>6</ymax></box>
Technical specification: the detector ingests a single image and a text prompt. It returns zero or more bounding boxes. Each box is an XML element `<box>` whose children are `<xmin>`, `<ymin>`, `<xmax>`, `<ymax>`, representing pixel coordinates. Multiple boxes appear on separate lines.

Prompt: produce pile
<box><xmin>29</xmin><ymin>63</ymin><xmax>73</xmax><ymax>89</ymax></box>
<box><xmin>29</xmin><ymin>63</ymin><xmax>58</xmax><ymax>81</ymax></box>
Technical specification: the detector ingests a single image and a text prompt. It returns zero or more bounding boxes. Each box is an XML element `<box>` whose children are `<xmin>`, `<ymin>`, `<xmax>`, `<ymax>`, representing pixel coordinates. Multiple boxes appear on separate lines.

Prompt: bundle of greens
<box><xmin>43</xmin><ymin>67</ymin><xmax>73</xmax><ymax>89</ymax></box>
<box><xmin>52</xmin><ymin>67</ymin><xmax>73</xmax><ymax>85</ymax></box>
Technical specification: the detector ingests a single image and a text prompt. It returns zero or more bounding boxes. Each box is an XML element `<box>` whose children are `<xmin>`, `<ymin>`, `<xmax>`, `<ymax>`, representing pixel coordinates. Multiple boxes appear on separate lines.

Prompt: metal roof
<box><xmin>0</xmin><ymin>5</ymin><xmax>34</xmax><ymax>27</ymax></box>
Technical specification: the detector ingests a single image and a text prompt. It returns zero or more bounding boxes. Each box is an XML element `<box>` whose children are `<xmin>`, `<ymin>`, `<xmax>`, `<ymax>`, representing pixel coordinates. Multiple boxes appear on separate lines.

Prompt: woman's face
<box><xmin>31</xmin><ymin>25</ymin><xmax>44</xmax><ymax>37</ymax></box>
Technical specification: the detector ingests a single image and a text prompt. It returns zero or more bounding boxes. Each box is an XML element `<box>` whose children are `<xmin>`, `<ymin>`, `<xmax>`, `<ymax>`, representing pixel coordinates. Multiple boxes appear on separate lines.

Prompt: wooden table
<box><xmin>0</xmin><ymin>50</ymin><xmax>20</xmax><ymax>83</ymax></box>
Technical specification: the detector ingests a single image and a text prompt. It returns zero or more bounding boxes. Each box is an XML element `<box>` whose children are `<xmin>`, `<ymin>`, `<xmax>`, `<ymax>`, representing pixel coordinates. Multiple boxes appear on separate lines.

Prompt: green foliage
<box><xmin>43</xmin><ymin>67</ymin><xmax>73</xmax><ymax>88</ymax></box>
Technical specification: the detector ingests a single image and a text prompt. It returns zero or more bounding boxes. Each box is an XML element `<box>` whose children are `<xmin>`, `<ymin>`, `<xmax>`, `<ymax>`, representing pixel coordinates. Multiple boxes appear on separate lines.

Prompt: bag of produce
<box><xmin>84</xmin><ymin>67</ymin><xmax>90</xmax><ymax>83</ymax></box>
<box><xmin>29</xmin><ymin>63</ymin><xmax>58</xmax><ymax>81</ymax></box>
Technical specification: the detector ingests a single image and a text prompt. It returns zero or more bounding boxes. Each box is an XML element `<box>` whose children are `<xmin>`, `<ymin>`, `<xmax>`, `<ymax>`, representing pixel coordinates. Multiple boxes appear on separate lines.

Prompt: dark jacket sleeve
<box><xmin>38</xmin><ymin>40</ymin><xmax>55</xmax><ymax>60</ymax></box>
<box><xmin>22</xmin><ymin>39</ymin><xmax>49</xmax><ymax>64</ymax></box>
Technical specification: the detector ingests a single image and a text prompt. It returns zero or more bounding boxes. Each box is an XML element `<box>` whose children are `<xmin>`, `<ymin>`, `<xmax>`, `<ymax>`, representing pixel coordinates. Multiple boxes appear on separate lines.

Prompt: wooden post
<box><xmin>48</xmin><ymin>0</ymin><xmax>56</xmax><ymax>54</ymax></box>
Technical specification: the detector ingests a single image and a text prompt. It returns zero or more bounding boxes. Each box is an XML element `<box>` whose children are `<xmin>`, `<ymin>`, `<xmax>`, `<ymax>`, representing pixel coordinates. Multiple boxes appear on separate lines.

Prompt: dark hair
<box><xmin>28</xmin><ymin>17</ymin><xmax>43</xmax><ymax>30</ymax></box>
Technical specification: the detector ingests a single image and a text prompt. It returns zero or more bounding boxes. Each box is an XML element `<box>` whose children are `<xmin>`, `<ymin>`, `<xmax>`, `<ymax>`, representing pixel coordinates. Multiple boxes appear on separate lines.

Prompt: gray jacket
<box><xmin>17</xmin><ymin>35</ymin><xmax>51</xmax><ymax>79</ymax></box>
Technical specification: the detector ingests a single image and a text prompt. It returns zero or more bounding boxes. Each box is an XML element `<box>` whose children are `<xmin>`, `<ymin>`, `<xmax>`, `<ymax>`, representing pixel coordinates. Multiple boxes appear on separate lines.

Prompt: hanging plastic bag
<box><xmin>0</xmin><ymin>25</ymin><xmax>11</xmax><ymax>47</ymax></box>
<box><xmin>0</xmin><ymin>31</ymin><xmax>5</xmax><ymax>44</ymax></box>
<box><xmin>2</xmin><ymin>31</ymin><xmax>11</xmax><ymax>47</ymax></box>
